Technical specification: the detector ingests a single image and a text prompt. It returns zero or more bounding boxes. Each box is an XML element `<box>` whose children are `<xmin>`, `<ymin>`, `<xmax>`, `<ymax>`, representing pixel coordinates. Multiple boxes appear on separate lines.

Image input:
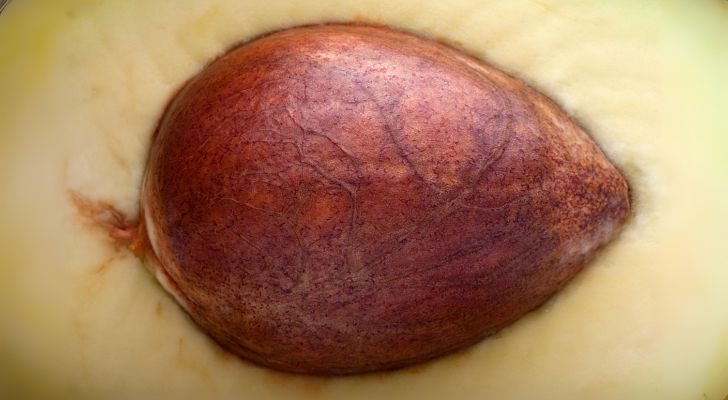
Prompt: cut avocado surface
<box><xmin>0</xmin><ymin>0</ymin><xmax>727</xmax><ymax>399</ymax></box>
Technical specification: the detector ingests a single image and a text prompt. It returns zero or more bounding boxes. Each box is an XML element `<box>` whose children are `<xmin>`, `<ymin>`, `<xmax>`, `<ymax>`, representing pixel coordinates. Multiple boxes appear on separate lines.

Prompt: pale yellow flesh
<box><xmin>1</xmin><ymin>0</ymin><xmax>727</xmax><ymax>399</ymax></box>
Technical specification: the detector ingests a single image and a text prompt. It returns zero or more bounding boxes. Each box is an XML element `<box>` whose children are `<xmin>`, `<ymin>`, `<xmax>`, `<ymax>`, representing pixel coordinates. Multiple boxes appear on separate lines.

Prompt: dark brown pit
<box><xmin>140</xmin><ymin>24</ymin><xmax>630</xmax><ymax>375</ymax></box>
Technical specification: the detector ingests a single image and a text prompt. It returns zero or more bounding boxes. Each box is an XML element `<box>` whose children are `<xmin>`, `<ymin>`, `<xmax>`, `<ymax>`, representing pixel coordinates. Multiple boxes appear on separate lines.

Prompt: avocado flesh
<box><xmin>0</xmin><ymin>0</ymin><xmax>727</xmax><ymax>399</ymax></box>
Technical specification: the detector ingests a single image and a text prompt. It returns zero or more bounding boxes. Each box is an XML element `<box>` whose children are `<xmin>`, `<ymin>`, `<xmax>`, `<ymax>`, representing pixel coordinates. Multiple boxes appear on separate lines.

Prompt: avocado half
<box><xmin>0</xmin><ymin>0</ymin><xmax>727</xmax><ymax>399</ymax></box>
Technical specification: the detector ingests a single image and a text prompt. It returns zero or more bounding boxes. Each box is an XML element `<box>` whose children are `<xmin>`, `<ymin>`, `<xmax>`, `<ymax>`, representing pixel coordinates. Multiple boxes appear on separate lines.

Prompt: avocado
<box><xmin>0</xmin><ymin>0</ymin><xmax>726</xmax><ymax>399</ymax></box>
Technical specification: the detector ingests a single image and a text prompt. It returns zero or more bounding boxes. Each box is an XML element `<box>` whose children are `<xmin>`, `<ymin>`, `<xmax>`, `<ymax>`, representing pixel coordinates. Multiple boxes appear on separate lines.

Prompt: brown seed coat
<box><xmin>141</xmin><ymin>24</ymin><xmax>630</xmax><ymax>374</ymax></box>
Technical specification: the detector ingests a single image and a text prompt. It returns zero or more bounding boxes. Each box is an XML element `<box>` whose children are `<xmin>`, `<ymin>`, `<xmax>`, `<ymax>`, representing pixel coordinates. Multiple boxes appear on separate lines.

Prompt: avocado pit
<box><xmin>139</xmin><ymin>24</ymin><xmax>630</xmax><ymax>375</ymax></box>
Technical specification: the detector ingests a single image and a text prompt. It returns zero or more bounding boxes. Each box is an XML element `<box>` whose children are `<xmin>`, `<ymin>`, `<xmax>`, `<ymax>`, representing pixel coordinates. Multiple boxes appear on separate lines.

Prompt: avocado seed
<box><xmin>140</xmin><ymin>24</ymin><xmax>630</xmax><ymax>375</ymax></box>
